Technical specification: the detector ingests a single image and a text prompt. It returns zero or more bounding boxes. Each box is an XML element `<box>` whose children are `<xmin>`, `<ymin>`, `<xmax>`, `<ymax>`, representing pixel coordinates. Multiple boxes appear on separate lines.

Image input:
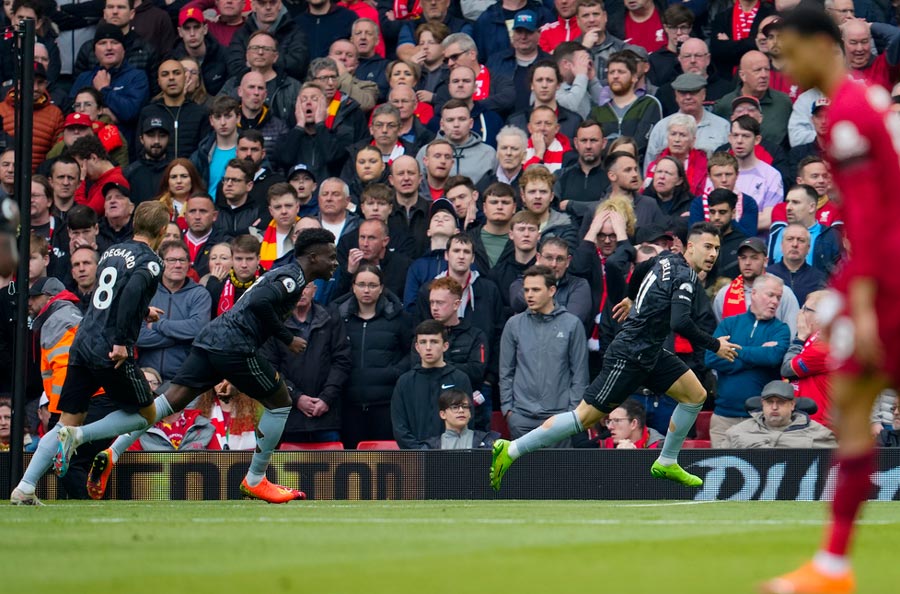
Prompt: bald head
<box><xmin>678</xmin><ymin>38</ymin><xmax>710</xmax><ymax>75</ymax></box>
<box><xmin>238</xmin><ymin>71</ymin><xmax>267</xmax><ymax>113</ymax></box>
<box><xmin>739</xmin><ymin>51</ymin><xmax>771</xmax><ymax>96</ymax></box>
<box><xmin>842</xmin><ymin>19</ymin><xmax>872</xmax><ymax>68</ymax></box>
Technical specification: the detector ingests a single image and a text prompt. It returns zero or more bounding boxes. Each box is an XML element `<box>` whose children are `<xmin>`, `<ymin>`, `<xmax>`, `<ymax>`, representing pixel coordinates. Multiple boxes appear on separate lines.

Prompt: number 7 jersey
<box><xmin>70</xmin><ymin>240</ymin><xmax>163</xmax><ymax>368</ymax></box>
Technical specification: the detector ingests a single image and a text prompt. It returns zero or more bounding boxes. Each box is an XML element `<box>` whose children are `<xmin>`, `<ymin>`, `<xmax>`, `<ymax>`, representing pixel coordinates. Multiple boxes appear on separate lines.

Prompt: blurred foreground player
<box><xmin>490</xmin><ymin>223</ymin><xmax>741</xmax><ymax>490</ymax></box>
<box><xmin>0</xmin><ymin>194</ymin><xmax>18</xmax><ymax>277</ymax></box>
<box><xmin>761</xmin><ymin>7</ymin><xmax>900</xmax><ymax>594</ymax></box>
<box><xmin>11</xmin><ymin>201</ymin><xmax>169</xmax><ymax>505</ymax></box>
<box><xmin>79</xmin><ymin>229</ymin><xmax>338</xmax><ymax>504</ymax></box>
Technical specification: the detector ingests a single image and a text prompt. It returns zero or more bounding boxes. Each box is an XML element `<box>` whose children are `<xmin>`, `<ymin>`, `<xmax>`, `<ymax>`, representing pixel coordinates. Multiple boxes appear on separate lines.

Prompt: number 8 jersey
<box><xmin>70</xmin><ymin>240</ymin><xmax>163</xmax><ymax>368</ymax></box>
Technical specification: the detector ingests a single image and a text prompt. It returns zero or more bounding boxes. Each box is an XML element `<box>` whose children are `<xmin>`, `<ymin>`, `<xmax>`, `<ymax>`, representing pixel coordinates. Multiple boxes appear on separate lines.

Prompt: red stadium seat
<box><xmin>278</xmin><ymin>441</ymin><xmax>345</xmax><ymax>450</ymax></box>
<box><xmin>356</xmin><ymin>440</ymin><xmax>400</xmax><ymax>450</ymax></box>
<box><xmin>491</xmin><ymin>411</ymin><xmax>510</xmax><ymax>439</ymax></box>
<box><xmin>695</xmin><ymin>411</ymin><xmax>712</xmax><ymax>441</ymax></box>
<box><xmin>682</xmin><ymin>439</ymin><xmax>711</xmax><ymax>449</ymax></box>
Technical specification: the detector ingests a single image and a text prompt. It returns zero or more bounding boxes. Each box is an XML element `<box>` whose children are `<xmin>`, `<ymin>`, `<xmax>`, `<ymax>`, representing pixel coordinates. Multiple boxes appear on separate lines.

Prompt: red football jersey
<box><xmin>824</xmin><ymin>79</ymin><xmax>900</xmax><ymax>289</ymax></box>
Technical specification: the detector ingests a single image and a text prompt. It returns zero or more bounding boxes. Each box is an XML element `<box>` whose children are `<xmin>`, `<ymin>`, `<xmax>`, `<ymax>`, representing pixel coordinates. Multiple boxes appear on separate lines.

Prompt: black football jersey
<box><xmin>71</xmin><ymin>240</ymin><xmax>163</xmax><ymax>367</ymax></box>
<box><xmin>194</xmin><ymin>262</ymin><xmax>307</xmax><ymax>354</ymax></box>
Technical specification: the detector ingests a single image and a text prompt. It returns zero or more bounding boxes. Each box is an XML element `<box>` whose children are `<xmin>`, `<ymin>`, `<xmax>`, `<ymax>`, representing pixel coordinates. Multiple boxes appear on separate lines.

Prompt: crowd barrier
<box><xmin>2</xmin><ymin>449</ymin><xmax>900</xmax><ymax>501</ymax></box>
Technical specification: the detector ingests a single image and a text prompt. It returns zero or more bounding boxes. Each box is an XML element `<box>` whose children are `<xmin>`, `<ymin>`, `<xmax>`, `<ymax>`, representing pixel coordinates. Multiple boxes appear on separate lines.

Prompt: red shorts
<box><xmin>823</xmin><ymin>290</ymin><xmax>900</xmax><ymax>383</ymax></box>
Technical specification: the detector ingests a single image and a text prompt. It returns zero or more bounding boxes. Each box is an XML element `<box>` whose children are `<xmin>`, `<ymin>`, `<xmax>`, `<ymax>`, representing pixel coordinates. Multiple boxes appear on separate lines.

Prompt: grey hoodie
<box><xmin>416</xmin><ymin>131</ymin><xmax>497</xmax><ymax>185</ymax></box>
<box><xmin>500</xmin><ymin>304</ymin><xmax>589</xmax><ymax>419</ymax></box>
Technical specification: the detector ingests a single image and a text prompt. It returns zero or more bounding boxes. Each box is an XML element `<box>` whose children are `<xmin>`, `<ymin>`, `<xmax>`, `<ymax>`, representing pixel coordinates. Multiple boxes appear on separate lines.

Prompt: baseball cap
<box><xmin>102</xmin><ymin>182</ymin><xmax>130</xmax><ymax>199</ymax></box>
<box><xmin>429</xmin><ymin>198</ymin><xmax>457</xmax><ymax>223</ymax></box>
<box><xmin>64</xmin><ymin>112</ymin><xmax>92</xmax><ymax>129</ymax></box>
<box><xmin>39</xmin><ymin>393</ymin><xmax>49</xmax><ymax>408</ymax></box>
<box><xmin>635</xmin><ymin>224</ymin><xmax>674</xmax><ymax>245</ymax></box>
<box><xmin>512</xmin><ymin>10</ymin><xmax>538</xmax><ymax>32</ymax></box>
<box><xmin>737</xmin><ymin>237</ymin><xmax>767</xmax><ymax>255</ymax></box>
<box><xmin>731</xmin><ymin>95</ymin><xmax>761</xmax><ymax>111</ymax></box>
<box><xmin>811</xmin><ymin>97</ymin><xmax>831</xmax><ymax>114</ymax></box>
<box><xmin>94</xmin><ymin>22</ymin><xmax>126</xmax><ymax>46</ymax></box>
<box><xmin>178</xmin><ymin>6</ymin><xmax>205</xmax><ymax>27</ymax></box>
<box><xmin>671</xmin><ymin>73</ymin><xmax>707</xmax><ymax>92</ymax></box>
<box><xmin>761</xmin><ymin>16</ymin><xmax>783</xmax><ymax>37</ymax></box>
<box><xmin>29</xmin><ymin>276</ymin><xmax>65</xmax><ymax>297</ymax></box>
<box><xmin>623</xmin><ymin>44</ymin><xmax>649</xmax><ymax>62</ymax></box>
<box><xmin>33</xmin><ymin>62</ymin><xmax>47</xmax><ymax>80</ymax></box>
<box><xmin>142</xmin><ymin>116</ymin><xmax>170</xmax><ymax>135</ymax></box>
<box><xmin>761</xmin><ymin>380</ymin><xmax>795</xmax><ymax>400</ymax></box>
<box><xmin>288</xmin><ymin>163</ymin><xmax>316</xmax><ymax>183</ymax></box>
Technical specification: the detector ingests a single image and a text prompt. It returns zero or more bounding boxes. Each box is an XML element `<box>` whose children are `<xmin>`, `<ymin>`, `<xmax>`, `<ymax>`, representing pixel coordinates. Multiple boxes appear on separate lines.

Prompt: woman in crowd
<box><xmin>387</xmin><ymin>59</ymin><xmax>433</xmax><ymax>122</ymax></box>
<box><xmin>643</xmin><ymin>155</ymin><xmax>694</xmax><ymax>237</ymax></box>
<box><xmin>156</xmin><ymin>158</ymin><xmax>206</xmax><ymax>226</ymax></box>
<box><xmin>644</xmin><ymin>114</ymin><xmax>708</xmax><ymax>196</ymax></box>
<box><xmin>180</xmin><ymin>57</ymin><xmax>214</xmax><ymax>108</ymax></box>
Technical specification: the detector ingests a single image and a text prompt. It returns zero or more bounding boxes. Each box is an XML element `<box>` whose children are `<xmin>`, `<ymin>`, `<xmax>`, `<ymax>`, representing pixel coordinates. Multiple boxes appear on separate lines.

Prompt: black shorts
<box><xmin>57</xmin><ymin>359</ymin><xmax>154</xmax><ymax>414</ymax></box>
<box><xmin>583</xmin><ymin>350</ymin><xmax>690</xmax><ymax>414</ymax></box>
<box><xmin>172</xmin><ymin>347</ymin><xmax>285</xmax><ymax>400</ymax></box>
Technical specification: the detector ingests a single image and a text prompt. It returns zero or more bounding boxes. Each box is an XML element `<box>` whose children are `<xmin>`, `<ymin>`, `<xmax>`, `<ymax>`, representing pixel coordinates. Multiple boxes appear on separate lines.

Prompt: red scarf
<box><xmin>722</xmin><ymin>276</ymin><xmax>747</xmax><ymax>318</ymax></box>
<box><xmin>217</xmin><ymin>270</ymin><xmax>258</xmax><ymax>316</ymax></box>
<box><xmin>393</xmin><ymin>0</ymin><xmax>421</xmax><ymax>19</ymax></box>
<box><xmin>325</xmin><ymin>91</ymin><xmax>342</xmax><ymax>129</ymax></box>
<box><xmin>732</xmin><ymin>1</ymin><xmax>759</xmax><ymax>41</ymax></box>
<box><xmin>589</xmin><ymin>254</ymin><xmax>609</xmax><ymax>351</ymax></box>
<box><xmin>371</xmin><ymin>139</ymin><xmax>406</xmax><ymax>167</ymax></box>
<box><xmin>259</xmin><ymin>219</ymin><xmax>288</xmax><ymax>270</ymax></box>
<box><xmin>701</xmin><ymin>185</ymin><xmax>745</xmax><ymax>224</ymax></box>
<box><xmin>474</xmin><ymin>65</ymin><xmax>490</xmax><ymax>102</ymax></box>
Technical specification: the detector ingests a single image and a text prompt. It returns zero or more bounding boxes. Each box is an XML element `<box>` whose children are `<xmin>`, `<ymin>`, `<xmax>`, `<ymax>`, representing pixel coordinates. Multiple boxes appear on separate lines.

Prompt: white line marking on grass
<box><xmin>613</xmin><ymin>501</ymin><xmax>721</xmax><ymax>508</ymax></box>
<box><xmin>182</xmin><ymin>517</ymin><xmax>900</xmax><ymax>527</ymax></box>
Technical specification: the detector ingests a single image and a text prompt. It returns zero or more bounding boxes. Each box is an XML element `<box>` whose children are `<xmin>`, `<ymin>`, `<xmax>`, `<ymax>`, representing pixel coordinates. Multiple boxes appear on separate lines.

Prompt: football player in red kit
<box><xmin>762</xmin><ymin>6</ymin><xmax>900</xmax><ymax>594</ymax></box>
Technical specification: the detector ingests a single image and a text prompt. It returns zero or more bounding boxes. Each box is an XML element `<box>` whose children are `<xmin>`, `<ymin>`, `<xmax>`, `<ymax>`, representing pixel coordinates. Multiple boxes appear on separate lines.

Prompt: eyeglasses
<box><xmin>446</xmin><ymin>404</ymin><xmax>471</xmax><ymax>412</ymax></box>
<box><xmin>222</xmin><ymin>176</ymin><xmax>246</xmax><ymax>185</ymax></box>
<box><xmin>597</xmin><ymin>233</ymin><xmax>617</xmax><ymax>242</ymax></box>
<box><xmin>540</xmin><ymin>255</ymin><xmax>568</xmax><ymax>264</ymax></box>
<box><xmin>827</xmin><ymin>7</ymin><xmax>855</xmax><ymax>15</ymax></box>
<box><xmin>314</xmin><ymin>74</ymin><xmax>338</xmax><ymax>82</ymax></box>
<box><xmin>354</xmin><ymin>282</ymin><xmax>381</xmax><ymax>290</ymax></box>
<box><xmin>248</xmin><ymin>45</ymin><xmax>277</xmax><ymax>53</ymax></box>
<box><xmin>605</xmin><ymin>417</ymin><xmax>630</xmax><ymax>427</ymax></box>
<box><xmin>72</xmin><ymin>101</ymin><xmax>95</xmax><ymax>110</ymax></box>
<box><xmin>372</xmin><ymin>121</ymin><xmax>399</xmax><ymax>130</ymax></box>
<box><xmin>164</xmin><ymin>257</ymin><xmax>188</xmax><ymax>264</ymax></box>
<box><xmin>444</xmin><ymin>51</ymin><xmax>465</xmax><ymax>64</ymax></box>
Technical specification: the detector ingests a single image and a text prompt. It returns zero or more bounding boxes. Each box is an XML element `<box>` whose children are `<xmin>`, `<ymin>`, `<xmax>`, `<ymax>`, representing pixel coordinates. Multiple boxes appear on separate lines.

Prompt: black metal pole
<box><xmin>9</xmin><ymin>17</ymin><xmax>35</xmax><ymax>493</ymax></box>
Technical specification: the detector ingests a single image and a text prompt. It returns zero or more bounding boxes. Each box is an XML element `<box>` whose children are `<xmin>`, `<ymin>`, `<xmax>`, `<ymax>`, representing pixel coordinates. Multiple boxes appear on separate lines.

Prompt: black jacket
<box><xmin>228</xmin><ymin>12</ymin><xmax>309</xmax><ymax>80</ymax></box>
<box><xmin>334</xmin><ymin>248</ymin><xmax>411</xmax><ymax>300</ymax></box>
<box><xmin>355</xmin><ymin>54</ymin><xmax>389</xmax><ymax>100</ymax></box>
<box><xmin>391</xmin><ymin>364</ymin><xmax>472</xmax><ymax>449</ymax></box>
<box><xmin>332</xmin><ymin>290</ymin><xmax>412</xmax><ymax>407</ymax></box>
<box><xmin>554</xmin><ymin>163</ymin><xmax>610</xmax><ymax>205</ymax></box>
<box><xmin>709</xmin><ymin>2</ymin><xmax>776</xmax><ymax>76</ymax></box>
<box><xmin>487</xmin><ymin>242</ymin><xmax>535</xmax><ymax>310</ymax></box>
<box><xmin>170</xmin><ymin>34</ymin><xmax>229</xmax><ymax>96</ymax></box>
<box><xmin>272</xmin><ymin>124</ymin><xmax>344</xmax><ymax>182</ymax></box>
<box><xmin>212</xmin><ymin>199</ymin><xmax>262</xmax><ymax>241</ymax></box>
<box><xmin>261</xmin><ymin>303</ymin><xmax>351</xmax><ymax>433</ymax></box>
<box><xmin>123</xmin><ymin>155</ymin><xmax>169</xmax><ymax>205</ymax></box>
<box><xmin>767</xmin><ymin>261</ymin><xmax>827</xmax><ymax>306</ymax></box>
<box><xmin>410</xmin><ymin>315</ymin><xmax>487</xmax><ymax>389</ymax></box>
<box><xmin>388</xmin><ymin>196</ymin><xmax>432</xmax><ymax>259</ymax></box>
<box><xmin>569</xmin><ymin>238</ymin><xmax>631</xmax><ymax>349</ymax></box>
<box><xmin>424</xmin><ymin>428</ymin><xmax>498</xmax><ymax>449</ymax></box>
<box><xmin>139</xmin><ymin>100</ymin><xmax>211</xmax><ymax>159</ymax></box>
<box><xmin>644</xmin><ymin>184</ymin><xmax>695</xmax><ymax>239</ymax></box>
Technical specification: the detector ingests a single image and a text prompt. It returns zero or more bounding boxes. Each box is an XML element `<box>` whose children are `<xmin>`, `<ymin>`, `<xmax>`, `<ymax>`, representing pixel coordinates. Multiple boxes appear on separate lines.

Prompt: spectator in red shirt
<box><xmin>781</xmin><ymin>290</ymin><xmax>832</xmax><ymax>427</ymax></box>
<box><xmin>619</xmin><ymin>0</ymin><xmax>667</xmax><ymax>54</ymax></box>
<box><xmin>69</xmin><ymin>135</ymin><xmax>129</xmax><ymax>216</ymax></box>
<box><xmin>842</xmin><ymin>18</ymin><xmax>898</xmax><ymax>90</ymax></box>
<box><xmin>596</xmin><ymin>398</ymin><xmax>662</xmax><ymax>449</ymax></box>
<box><xmin>539</xmin><ymin>0</ymin><xmax>581</xmax><ymax>53</ymax></box>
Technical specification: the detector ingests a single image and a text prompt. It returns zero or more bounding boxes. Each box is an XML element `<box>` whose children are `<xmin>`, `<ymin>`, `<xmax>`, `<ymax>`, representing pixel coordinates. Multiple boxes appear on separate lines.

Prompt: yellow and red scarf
<box><xmin>259</xmin><ymin>218</ymin><xmax>299</xmax><ymax>270</ymax></box>
<box><xmin>325</xmin><ymin>91</ymin><xmax>342</xmax><ymax>129</ymax></box>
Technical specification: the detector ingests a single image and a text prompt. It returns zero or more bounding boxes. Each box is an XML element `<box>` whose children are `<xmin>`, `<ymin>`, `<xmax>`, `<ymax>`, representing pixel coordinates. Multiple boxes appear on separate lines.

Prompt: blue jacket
<box><xmin>472</xmin><ymin>1</ymin><xmax>553</xmax><ymax>63</ymax></box>
<box><xmin>136</xmin><ymin>278</ymin><xmax>212</xmax><ymax>382</ymax></box>
<box><xmin>69</xmin><ymin>61</ymin><xmax>149</xmax><ymax>128</ymax></box>
<box><xmin>403</xmin><ymin>248</ymin><xmax>448</xmax><ymax>311</ymax></box>
<box><xmin>705</xmin><ymin>311</ymin><xmax>791</xmax><ymax>418</ymax></box>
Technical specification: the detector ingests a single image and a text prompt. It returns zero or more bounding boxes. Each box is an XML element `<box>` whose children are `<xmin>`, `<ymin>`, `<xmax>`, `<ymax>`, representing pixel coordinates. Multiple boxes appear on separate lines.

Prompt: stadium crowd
<box><xmin>3</xmin><ymin>0</ymin><xmax>900</xmax><ymax>466</ymax></box>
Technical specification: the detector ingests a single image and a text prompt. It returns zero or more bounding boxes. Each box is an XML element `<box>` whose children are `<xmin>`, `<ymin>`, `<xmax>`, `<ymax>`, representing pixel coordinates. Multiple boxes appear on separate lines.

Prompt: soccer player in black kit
<box><xmin>491</xmin><ymin>222</ymin><xmax>741</xmax><ymax>490</ymax></box>
<box><xmin>77</xmin><ymin>228</ymin><xmax>339</xmax><ymax>503</ymax></box>
<box><xmin>11</xmin><ymin>200</ymin><xmax>170</xmax><ymax>505</ymax></box>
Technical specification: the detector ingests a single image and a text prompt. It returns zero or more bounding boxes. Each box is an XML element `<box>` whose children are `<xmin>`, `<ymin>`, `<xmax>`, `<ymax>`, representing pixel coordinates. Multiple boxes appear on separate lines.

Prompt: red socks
<box><xmin>824</xmin><ymin>449</ymin><xmax>876</xmax><ymax>557</ymax></box>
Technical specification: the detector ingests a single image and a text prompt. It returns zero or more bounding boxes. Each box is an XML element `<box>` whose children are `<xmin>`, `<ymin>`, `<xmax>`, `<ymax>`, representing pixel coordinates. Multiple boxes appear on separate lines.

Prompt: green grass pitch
<box><xmin>2</xmin><ymin>500</ymin><xmax>898</xmax><ymax>594</ymax></box>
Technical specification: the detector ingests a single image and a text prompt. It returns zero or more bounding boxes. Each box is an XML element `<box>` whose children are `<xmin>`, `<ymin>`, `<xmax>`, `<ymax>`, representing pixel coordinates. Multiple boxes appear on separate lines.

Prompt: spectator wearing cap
<box><xmin>485</xmin><ymin>11</ymin><xmax>552</xmax><ymax>112</ymax></box>
<box><xmin>766</xmin><ymin>224</ymin><xmax>827</xmax><ymax>306</ymax></box>
<box><xmin>287</xmin><ymin>164</ymin><xmax>319</xmax><ymax>218</ymax></box>
<box><xmin>171</xmin><ymin>7</ymin><xmax>228</xmax><ymax>96</ymax></box>
<box><xmin>124</xmin><ymin>115</ymin><xmax>172</xmax><ymax>205</ymax></box>
<box><xmin>98</xmin><ymin>182</ymin><xmax>135</xmax><ymax>245</ymax></box>
<box><xmin>41</xmin><ymin>93</ymin><xmax>129</xmax><ymax>176</ymax></box>
<box><xmin>647</xmin><ymin>4</ymin><xmax>694</xmax><ymax>87</ymax></box>
<box><xmin>538</xmin><ymin>0</ymin><xmax>581</xmax><ymax>55</ymax></box>
<box><xmin>137</xmin><ymin>239</ymin><xmax>212</xmax><ymax>381</ymax></box>
<box><xmin>506</xmin><ymin>60</ymin><xmax>582</xmax><ymax>142</ymax></box>
<box><xmin>182</xmin><ymin>0</ymin><xmax>246</xmax><ymax>49</ymax></box>
<box><xmin>473</xmin><ymin>1</ymin><xmax>553</xmax><ymax>65</ymax></box>
<box><xmin>435</xmin><ymin>33</ymin><xmax>515</xmax><ymax>117</ymax></box>
<box><xmin>705</xmin><ymin>273</ymin><xmax>791</xmax><ymax>447</ymax></box>
<box><xmin>139</xmin><ymin>59</ymin><xmax>211</xmax><ymax>159</ymax></box>
<box><xmin>69</xmin><ymin>23</ymin><xmax>151</xmax><ymax>142</ymax></box>
<box><xmin>713</xmin><ymin>51</ymin><xmax>792</xmax><ymax>148</ymax></box>
<box><xmin>724</xmin><ymin>380</ymin><xmax>836</xmax><ymax>448</ymax></box>
<box><xmin>74</xmin><ymin>1</ymin><xmax>159</xmax><ymax>85</ymax></box>
<box><xmin>705</xmin><ymin>188</ymin><xmax>747</xmax><ymax>280</ymax></box>
<box><xmin>573</xmin><ymin>0</ymin><xmax>625</xmax><ymax>87</ymax></box>
<box><xmin>655</xmin><ymin>38</ymin><xmax>734</xmax><ymax>117</ymax></box>
<box><xmin>767</xmin><ymin>184</ymin><xmax>843</xmax><ymax>276</ymax></box>
<box><xmin>219</xmin><ymin>31</ymin><xmax>302</xmax><ymax>127</ymax></box>
<box><xmin>69</xmin><ymin>134</ymin><xmax>130</xmax><ymax>216</ymax></box>
<box><xmin>645</xmin><ymin>72</ymin><xmax>731</xmax><ymax>169</ymax></box>
<box><xmin>758</xmin><ymin>15</ymin><xmax>799</xmax><ymax>102</ymax></box>
<box><xmin>787</xmin><ymin>98</ymin><xmax>830</xmax><ymax>180</ymax></box>
<box><xmin>590</xmin><ymin>51</ymin><xmax>661</xmax><ymax>160</ymax></box>
<box><xmin>0</xmin><ymin>62</ymin><xmax>63</xmax><ymax>172</ymax></box>
<box><xmin>714</xmin><ymin>236</ymin><xmax>800</xmax><ymax>337</ymax></box>
<box><xmin>727</xmin><ymin>115</ymin><xmax>783</xmax><ymax>232</ymax></box>
<box><xmin>709</xmin><ymin>0</ymin><xmax>776</xmax><ymax>76</ymax></box>
<box><xmin>226</xmin><ymin>0</ymin><xmax>309</xmax><ymax>80</ymax></box>
<box><xmin>132</xmin><ymin>0</ymin><xmax>177</xmax><ymax>55</ymax></box>
<box><xmin>402</xmin><ymin>198</ymin><xmax>458</xmax><ymax>309</ymax></box>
